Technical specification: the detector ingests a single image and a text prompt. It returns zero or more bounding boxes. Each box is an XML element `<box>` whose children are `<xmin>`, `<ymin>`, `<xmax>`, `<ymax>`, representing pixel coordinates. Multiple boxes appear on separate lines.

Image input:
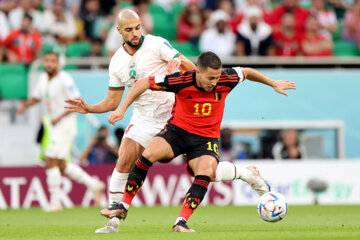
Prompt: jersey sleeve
<box><xmin>157</xmin><ymin>37</ymin><xmax>181</xmax><ymax>60</ymax></box>
<box><xmin>108</xmin><ymin>57</ymin><xmax>125</xmax><ymax>91</ymax></box>
<box><xmin>148</xmin><ymin>71</ymin><xmax>194</xmax><ymax>93</ymax></box>
<box><xmin>218</xmin><ymin>67</ymin><xmax>245</xmax><ymax>90</ymax></box>
<box><xmin>31</xmin><ymin>77</ymin><xmax>44</xmax><ymax>100</ymax></box>
<box><xmin>63</xmin><ymin>73</ymin><xmax>81</xmax><ymax>99</ymax></box>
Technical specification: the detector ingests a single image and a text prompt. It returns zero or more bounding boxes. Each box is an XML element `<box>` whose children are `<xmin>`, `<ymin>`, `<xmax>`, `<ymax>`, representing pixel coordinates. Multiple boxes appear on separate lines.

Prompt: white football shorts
<box><xmin>123</xmin><ymin>118</ymin><xmax>167</xmax><ymax>148</ymax></box>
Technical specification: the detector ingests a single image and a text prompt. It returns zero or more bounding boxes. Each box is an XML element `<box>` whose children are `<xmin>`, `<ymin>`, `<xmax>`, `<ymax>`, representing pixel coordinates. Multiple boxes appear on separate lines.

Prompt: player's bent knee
<box><xmin>115</xmin><ymin>157</ymin><xmax>134</xmax><ymax>173</ymax></box>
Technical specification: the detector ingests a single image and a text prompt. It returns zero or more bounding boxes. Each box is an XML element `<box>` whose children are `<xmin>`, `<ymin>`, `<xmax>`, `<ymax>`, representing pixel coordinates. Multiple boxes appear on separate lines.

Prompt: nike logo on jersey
<box><xmin>185</xmin><ymin>95</ymin><xmax>192</xmax><ymax>100</ymax></box>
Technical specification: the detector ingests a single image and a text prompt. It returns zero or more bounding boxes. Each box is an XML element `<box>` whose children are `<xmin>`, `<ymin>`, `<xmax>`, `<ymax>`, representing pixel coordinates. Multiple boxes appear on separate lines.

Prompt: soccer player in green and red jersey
<box><xmin>102</xmin><ymin>51</ymin><xmax>296</xmax><ymax>232</ymax></box>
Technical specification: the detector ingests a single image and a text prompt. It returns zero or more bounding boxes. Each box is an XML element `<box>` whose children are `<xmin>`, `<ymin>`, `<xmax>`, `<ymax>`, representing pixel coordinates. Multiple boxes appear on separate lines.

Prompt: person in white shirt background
<box><xmin>17</xmin><ymin>51</ymin><xmax>105</xmax><ymax>212</ymax></box>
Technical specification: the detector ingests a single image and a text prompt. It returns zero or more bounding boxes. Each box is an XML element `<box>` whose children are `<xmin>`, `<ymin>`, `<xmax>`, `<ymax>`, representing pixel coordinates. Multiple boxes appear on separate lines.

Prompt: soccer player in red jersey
<box><xmin>102</xmin><ymin>51</ymin><xmax>296</xmax><ymax>232</ymax></box>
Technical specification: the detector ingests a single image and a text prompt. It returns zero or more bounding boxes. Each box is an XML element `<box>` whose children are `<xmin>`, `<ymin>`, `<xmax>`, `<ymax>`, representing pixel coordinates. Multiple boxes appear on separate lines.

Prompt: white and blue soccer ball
<box><xmin>257</xmin><ymin>192</ymin><xmax>288</xmax><ymax>222</ymax></box>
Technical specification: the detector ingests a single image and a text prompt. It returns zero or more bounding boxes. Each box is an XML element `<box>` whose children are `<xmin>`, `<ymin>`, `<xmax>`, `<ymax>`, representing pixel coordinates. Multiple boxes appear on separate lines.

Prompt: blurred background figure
<box><xmin>264</xmin><ymin>0</ymin><xmax>310</xmax><ymax>34</ymax></box>
<box><xmin>80</xmin><ymin>126</ymin><xmax>118</xmax><ymax>165</ymax></box>
<box><xmin>342</xmin><ymin>0</ymin><xmax>360</xmax><ymax>45</ymax></box>
<box><xmin>235</xmin><ymin>6</ymin><xmax>274</xmax><ymax>56</ymax></box>
<box><xmin>114</xmin><ymin>127</ymin><xmax>125</xmax><ymax>147</ymax></box>
<box><xmin>43</xmin><ymin>0</ymin><xmax>81</xmax><ymax>17</ymax></box>
<box><xmin>176</xmin><ymin>0</ymin><xmax>206</xmax><ymax>44</ymax></box>
<box><xmin>272</xmin><ymin>129</ymin><xmax>308</xmax><ymax>159</ymax></box>
<box><xmin>8</xmin><ymin>0</ymin><xmax>47</xmax><ymax>33</ymax></box>
<box><xmin>16</xmin><ymin>52</ymin><xmax>104</xmax><ymax>211</ymax></box>
<box><xmin>3</xmin><ymin>14</ymin><xmax>42</xmax><ymax>66</ymax></box>
<box><xmin>300</xmin><ymin>14</ymin><xmax>333</xmax><ymax>56</ymax></box>
<box><xmin>310</xmin><ymin>0</ymin><xmax>338</xmax><ymax>40</ymax></box>
<box><xmin>43</xmin><ymin>0</ymin><xmax>77</xmax><ymax>44</ymax></box>
<box><xmin>272</xmin><ymin>13</ymin><xmax>302</xmax><ymax>56</ymax></box>
<box><xmin>218</xmin><ymin>0</ymin><xmax>244</xmax><ymax>34</ymax></box>
<box><xmin>199</xmin><ymin>9</ymin><xmax>236</xmax><ymax>57</ymax></box>
<box><xmin>79</xmin><ymin>0</ymin><xmax>107</xmax><ymax>41</ymax></box>
<box><xmin>133</xmin><ymin>0</ymin><xmax>153</xmax><ymax>35</ymax></box>
<box><xmin>0</xmin><ymin>10</ymin><xmax>9</xmax><ymax>43</ymax></box>
<box><xmin>219</xmin><ymin>128</ymin><xmax>250</xmax><ymax>162</ymax></box>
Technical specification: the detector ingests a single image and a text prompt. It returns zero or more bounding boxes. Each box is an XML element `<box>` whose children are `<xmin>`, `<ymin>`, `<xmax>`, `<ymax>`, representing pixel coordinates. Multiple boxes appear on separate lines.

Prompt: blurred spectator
<box><xmin>219</xmin><ymin>128</ymin><xmax>250</xmax><ymax>161</ymax></box>
<box><xmin>0</xmin><ymin>0</ymin><xmax>17</xmax><ymax>13</ymax></box>
<box><xmin>342</xmin><ymin>0</ymin><xmax>360</xmax><ymax>45</ymax></box>
<box><xmin>114</xmin><ymin>127</ymin><xmax>125</xmax><ymax>147</ymax></box>
<box><xmin>272</xmin><ymin>13</ymin><xmax>302</xmax><ymax>56</ymax></box>
<box><xmin>272</xmin><ymin>129</ymin><xmax>308</xmax><ymax>159</ymax></box>
<box><xmin>3</xmin><ymin>14</ymin><xmax>42</xmax><ymax>65</ymax></box>
<box><xmin>80</xmin><ymin>126</ymin><xmax>118</xmax><ymax>165</ymax></box>
<box><xmin>43</xmin><ymin>0</ymin><xmax>77</xmax><ymax>44</ymax></box>
<box><xmin>218</xmin><ymin>0</ymin><xmax>244</xmax><ymax>34</ymax></box>
<box><xmin>105</xmin><ymin>5</ymin><xmax>123</xmax><ymax>56</ymax></box>
<box><xmin>236</xmin><ymin>6</ymin><xmax>274</xmax><ymax>56</ymax></box>
<box><xmin>300</xmin><ymin>15</ymin><xmax>333</xmax><ymax>56</ymax></box>
<box><xmin>310</xmin><ymin>0</ymin><xmax>338</xmax><ymax>39</ymax></box>
<box><xmin>8</xmin><ymin>0</ymin><xmax>47</xmax><ymax>33</ymax></box>
<box><xmin>327</xmin><ymin>0</ymin><xmax>355</xmax><ymax>19</ymax></box>
<box><xmin>43</xmin><ymin>0</ymin><xmax>81</xmax><ymax>16</ymax></box>
<box><xmin>133</xmin><ymin>0</ymin><xmax>153</xmax><ymax>35</ymax></box>
<box><xmin>264</xmin><ymin>0</ymin><xmax>310</xmax><ymax>34</ymax></box>
<box><xmin>234</xmin><ymin>0</ymin><xmax>272</xmax><ymax>12</ymax></box>
<box><xmin>176</xmin><ymin>0</ymin><xmax>206</xmax><ymax>44</ymax></box>
<box><xmin>0</xmin><ymin>10</ymin><xmax>9</xmax><ymax>42</ymax></box>
<box><xmin>79</xmin><ymin>0</ymin><xmax>108</xmax><ymax>40</ymax></box>
<box><xmin>199</xmin><ymin>10</ymin><xmax>236</xmax><ymax>57</ymax></box>
<box><xmin>81</xmin><ymin>38</ymin><xmax>107</xmax><ymax>69</ymax></box>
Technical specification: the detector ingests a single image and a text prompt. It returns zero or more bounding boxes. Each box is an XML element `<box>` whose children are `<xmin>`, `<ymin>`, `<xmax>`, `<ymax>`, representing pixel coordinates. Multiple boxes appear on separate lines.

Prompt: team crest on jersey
<box><xmin>214</xmin><ymin>92</ymin><xmax>222</xmax><ymax>101</ymax></box>
<box><xmin>129</xmin><ymin>70</ymin><xmax>136</xmax><ymax>79</ymax></box>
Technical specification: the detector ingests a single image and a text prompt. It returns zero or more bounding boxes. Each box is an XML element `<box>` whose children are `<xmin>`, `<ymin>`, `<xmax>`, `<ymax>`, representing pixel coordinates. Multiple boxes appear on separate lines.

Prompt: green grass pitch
<box><xmin>1</xmin><ymin>205</ymin><xmax>360</xmax><ymax>240</ymax></box>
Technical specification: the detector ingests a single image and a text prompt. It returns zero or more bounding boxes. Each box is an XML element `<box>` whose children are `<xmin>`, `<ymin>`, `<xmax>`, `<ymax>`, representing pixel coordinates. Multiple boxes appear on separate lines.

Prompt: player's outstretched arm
<box><xmin>162</xmin><ymin>54</ymin><xmax>197</xmax><ymax>73</ymax></box>
<box><xmin>242</xmin><ymin>67</ymin><xmax>296</xmax><ymax>96</ymax></box>
<box><xmin>108</xmin><ymin>77</ymin><xmax>150</xmax><ymax>125</ymax></box>
<box><xmin>17</xmin><ymin>98</ymin><xmax>40</xmax><ymax>114</ymax></box>
<box><xmin>65</xmin><ymin>90</ymin><xmax>124</xmax><ymax>114</ymax></box>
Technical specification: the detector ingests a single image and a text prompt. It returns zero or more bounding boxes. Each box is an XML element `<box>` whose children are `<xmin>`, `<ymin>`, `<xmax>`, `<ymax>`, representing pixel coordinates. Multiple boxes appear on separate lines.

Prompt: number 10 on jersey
<box><xmin>194</xmin><ymin>103</ymin><xmax>212</xmax><ymax>115</ymax></box>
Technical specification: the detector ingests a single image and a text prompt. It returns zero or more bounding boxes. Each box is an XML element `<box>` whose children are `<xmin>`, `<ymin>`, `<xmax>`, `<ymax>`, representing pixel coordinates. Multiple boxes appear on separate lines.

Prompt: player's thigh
<box><xmin>116</xmin><ymin>137</ymin><xmax>145</xmax><ymax>172</ymax></box>
<box><xmin>46</xmin><ymin>128</ymin><xmax>74</xmax><ymax>161</ymax></box>
<box><xmin>142</xmin><ymin>136</ymin><xmax>175</xmax><ymax>163</ymax></box>
<box><xmin>188</xmin><ymin>155</ymin><xmax>218</xmax><ymax>179</ymax></box>
<box><xmin>44</xmin><ymin>157</ymin><xmax>59</xmax><ymax>169</ymax></box>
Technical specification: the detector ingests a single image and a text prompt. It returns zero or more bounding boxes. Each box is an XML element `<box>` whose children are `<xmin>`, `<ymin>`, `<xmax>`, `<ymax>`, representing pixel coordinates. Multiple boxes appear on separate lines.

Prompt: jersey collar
<box><xmin>122</xmin><ymin>35</ymin><xmax>145</xmax><ymax>56</ymax></box>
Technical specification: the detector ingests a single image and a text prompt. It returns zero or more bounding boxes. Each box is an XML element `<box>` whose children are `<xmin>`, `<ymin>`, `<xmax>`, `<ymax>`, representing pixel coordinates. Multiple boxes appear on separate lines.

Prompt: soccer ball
<box><xmin>257</xmin><ymin>192</ymin><xmax>288</xmax><ymax>222</ymax></box>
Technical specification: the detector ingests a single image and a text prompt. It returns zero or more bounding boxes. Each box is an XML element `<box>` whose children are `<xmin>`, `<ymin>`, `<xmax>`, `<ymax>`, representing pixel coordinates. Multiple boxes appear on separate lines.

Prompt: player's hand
<box><xmin>17</xmin><ymin>102</ymin><xmax>26</xmax><ymax>115</ymax></box>
<box><xmin>64</xmin><ymin>98</ymin><xmax>90</xmax><ymax>114</ymax></box>
<box><xmin>162</xmin><ymin>57</ymin><xmax>181</xmax><ymax>73</ymax></box>
<box><xmin>108</xmin><ymin>108</ymin><xmax>125</xmax><ymax>125</ymax></box>
<box><xmin>51</xmin><ymin>117</ymin><xmax>61</xmax><ymax>126</ymax></box>
<box><xmin>273</xmin><ymin>80</ymin><xmax>296</xmax><ymax>96</ymax></box>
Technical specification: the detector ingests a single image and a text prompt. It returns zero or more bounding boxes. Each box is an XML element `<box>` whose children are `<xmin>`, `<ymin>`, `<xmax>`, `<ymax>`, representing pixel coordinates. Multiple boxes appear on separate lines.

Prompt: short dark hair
<box><xmin>196</xmin><ymin>51</ymin><xmax>222</xmax><ymax>71</ymax></box>
<box><xmin>23</xmin><ymin>13</ymin><xmax>33</xmax><ymax>22</ymax></box>
<box><xmin>44</xmin><ymin>51</ymin><xmax>60</xmax><ymax>59</ymax></box>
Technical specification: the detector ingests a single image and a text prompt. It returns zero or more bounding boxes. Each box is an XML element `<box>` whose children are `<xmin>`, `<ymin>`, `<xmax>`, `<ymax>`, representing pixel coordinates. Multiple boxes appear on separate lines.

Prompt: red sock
<box><xmin>121</xmin><ymin>156</ymin><xmax>152</xmax><ymax>205</ymax></box>
<box><xmin>178</xmin><ymin>175</ymin><xmax>210</xmax><ymax>221</ymax></box>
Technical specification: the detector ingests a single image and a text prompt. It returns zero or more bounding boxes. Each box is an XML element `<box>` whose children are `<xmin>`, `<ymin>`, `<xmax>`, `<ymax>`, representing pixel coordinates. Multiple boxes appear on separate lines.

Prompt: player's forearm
<box><xmin>118</xmin><ymin>78</ymin><xmax>149</xmax><ymax>112</ymax></box>
<box><xmin>178</xmin><ymin>55</ymin><xmax>197</xmax><ymax>71</ymax></box>
<box><xmin>88</xmin><ymin>91</ymin><xmax>124</xmax><ymax>113</ymax></box>
<box><xmin>242</xmin><ymin>68</ymin><xmax>276</xmax><ymax>88</ymax></box>
<box><xmin>23</xmin><ymin>98</ymin><xmax>40</xmax><ymax>108</ymax></box>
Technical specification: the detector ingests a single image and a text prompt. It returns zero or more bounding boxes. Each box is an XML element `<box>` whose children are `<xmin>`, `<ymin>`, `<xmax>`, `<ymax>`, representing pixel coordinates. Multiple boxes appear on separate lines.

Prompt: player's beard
<box><xmin>46</xmin><ymin>68</ymin><xmax>57</xmax><ymax>77</ymax></box>
<box><xmin>125</xmin><ymin>38</ymin><xmax>140</xmax><ymax>48</ymax></box>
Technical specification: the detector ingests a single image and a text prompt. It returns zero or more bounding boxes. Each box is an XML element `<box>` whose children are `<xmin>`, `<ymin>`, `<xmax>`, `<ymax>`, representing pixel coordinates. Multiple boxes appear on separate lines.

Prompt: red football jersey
<box><xmin>3</xmin><ymin>29</ymin><xmax>42</xmax><ymax>64</ymax></box>
<box><xmin>149</xmin><ymin>68</ymin><xmax>245</xmax><ymax>138</ymax></box>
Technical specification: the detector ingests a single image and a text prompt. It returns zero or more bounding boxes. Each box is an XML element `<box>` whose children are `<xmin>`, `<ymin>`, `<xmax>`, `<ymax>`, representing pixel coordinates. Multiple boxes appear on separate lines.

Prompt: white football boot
<box><xmin>95</xmin><ymin>217</ymin><xmax>119</xmax><ymax>234</ymax></box>
<box><xmin>244</xmin><ymin>166</ymin><xmax>271</xmax><ymax>196</ymax></box>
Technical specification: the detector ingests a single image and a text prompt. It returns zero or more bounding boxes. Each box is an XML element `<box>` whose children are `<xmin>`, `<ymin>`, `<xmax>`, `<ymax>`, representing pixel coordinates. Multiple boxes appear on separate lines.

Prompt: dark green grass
<box><xmin>1</xmin><ymin>205</ymin><xmax>360</xmax><ymax>240</ymax></box>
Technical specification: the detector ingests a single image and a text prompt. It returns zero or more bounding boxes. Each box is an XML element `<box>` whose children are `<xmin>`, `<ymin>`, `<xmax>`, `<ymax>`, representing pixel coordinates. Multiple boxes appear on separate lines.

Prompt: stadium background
<box><xmin>1</xmin><ymin>0</ymin><xmax>360</xmax><ymax>234</ymax></box>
